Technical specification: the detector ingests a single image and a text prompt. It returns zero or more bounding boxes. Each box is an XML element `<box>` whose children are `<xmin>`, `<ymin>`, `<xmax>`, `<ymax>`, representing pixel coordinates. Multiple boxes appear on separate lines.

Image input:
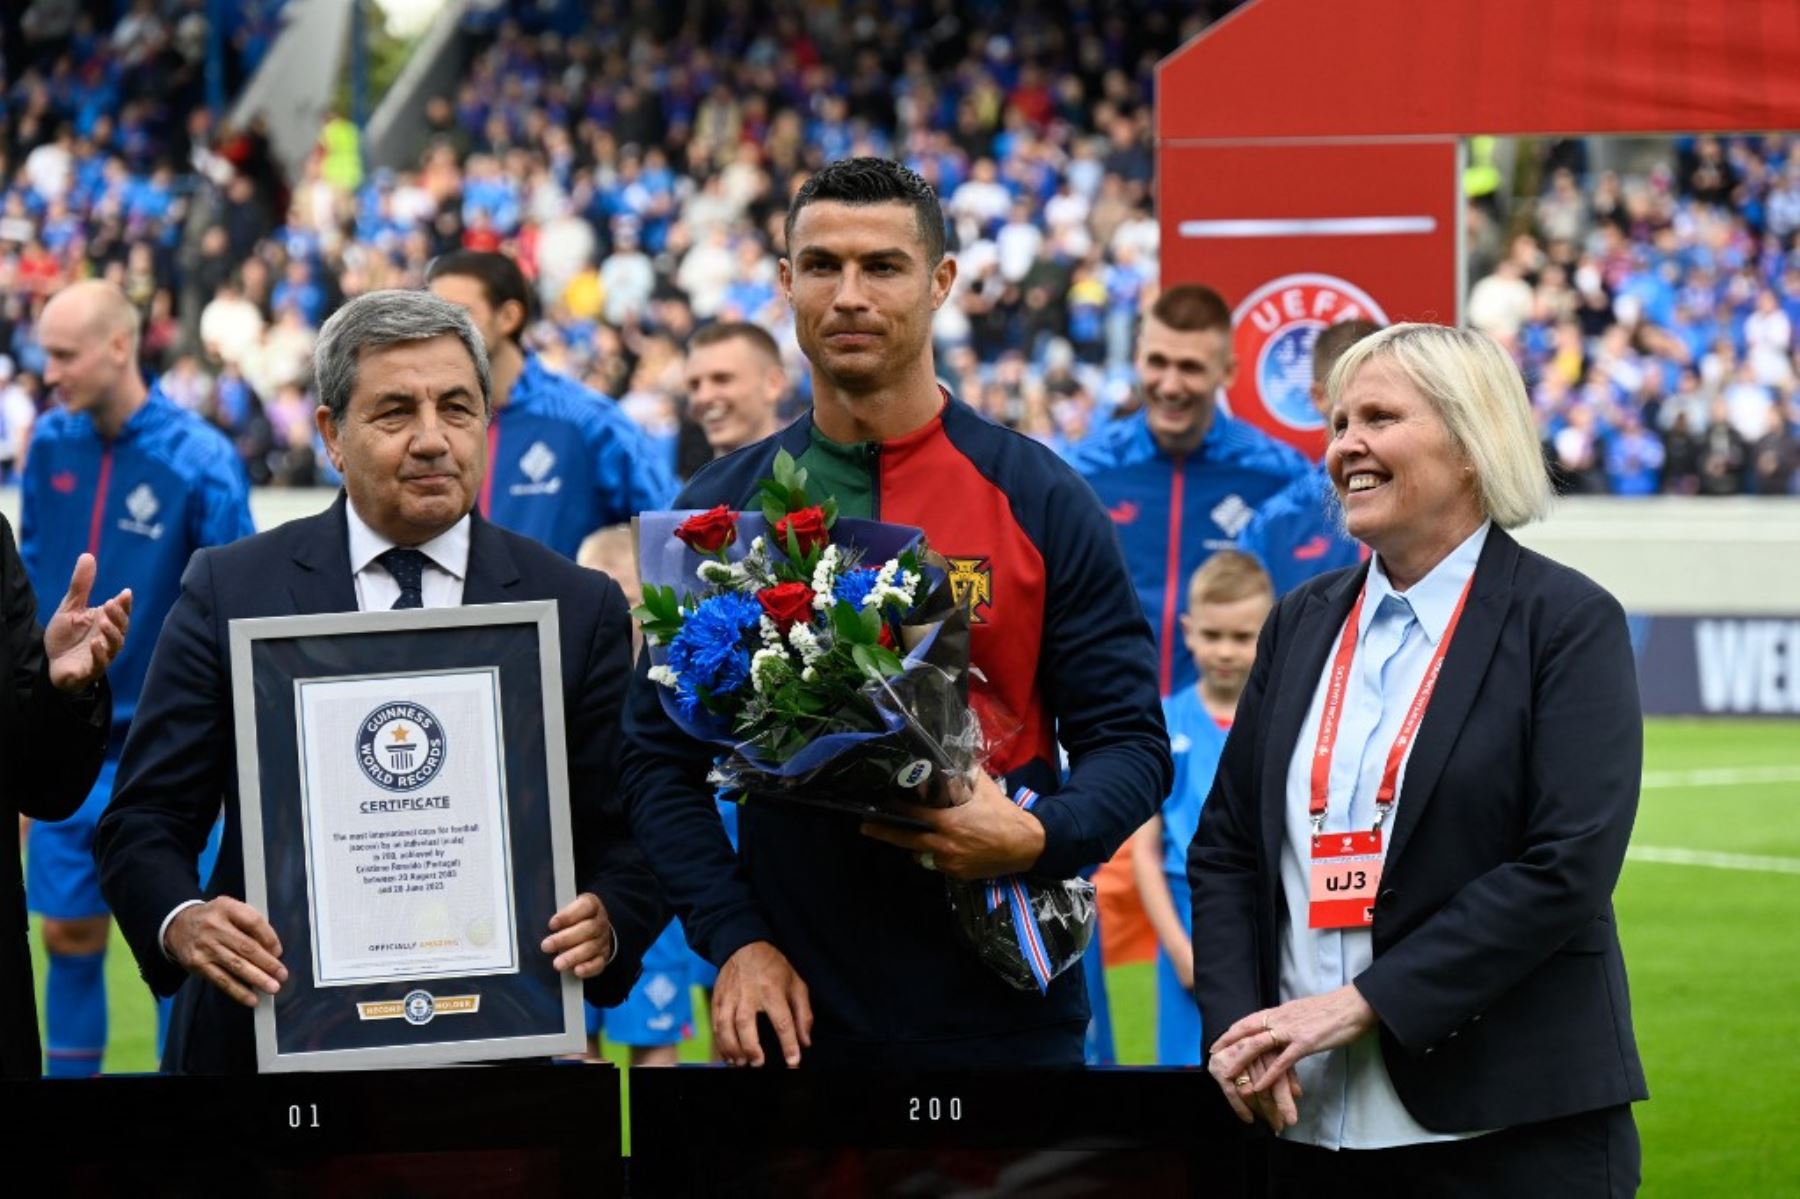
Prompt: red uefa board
<box><xmin>1157</xmin><ymin>139</ymin><xmax>1460</xmax><ymax>458</ymax></box>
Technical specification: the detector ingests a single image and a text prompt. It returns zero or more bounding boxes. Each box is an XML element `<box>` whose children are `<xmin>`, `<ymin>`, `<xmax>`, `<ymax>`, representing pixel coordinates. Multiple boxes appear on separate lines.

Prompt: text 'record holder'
<box><xmin>230</xmin><ymin>603</ymin><xmax>583</xmax><ymax>1072</ymax></box>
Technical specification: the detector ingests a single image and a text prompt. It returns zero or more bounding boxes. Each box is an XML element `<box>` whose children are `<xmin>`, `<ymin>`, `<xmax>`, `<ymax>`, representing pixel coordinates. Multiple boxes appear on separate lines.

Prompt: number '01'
<box><xmin>908</xmin><ymin>1097</ymin><xmax>962</xmax><ymax>1121</ymax></box>
<box><xmin>287</xmin><ymin>1104</ymin><xmax>321</xmax><ymax>1129</ymax></box>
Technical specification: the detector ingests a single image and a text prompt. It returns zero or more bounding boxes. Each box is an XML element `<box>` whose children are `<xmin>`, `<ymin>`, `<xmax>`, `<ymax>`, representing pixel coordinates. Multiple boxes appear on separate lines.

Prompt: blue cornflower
<box><xmin>666</xmin><ymin>591</ymin><xmax>762</xmax><ymax>706</ymax></box>
<box><xmin>833</xmin><ymin>567</ymin><xmax>880</xmax><ymax>611</ymax></box>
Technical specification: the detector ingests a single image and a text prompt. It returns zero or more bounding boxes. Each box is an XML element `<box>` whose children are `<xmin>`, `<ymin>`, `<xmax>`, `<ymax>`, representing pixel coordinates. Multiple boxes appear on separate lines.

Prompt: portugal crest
<box><xmin>1229</xmin><ymin>273</ymin><xmax>1391</xmax><ymax>451</ymax></box>
<box><xmin>357</xmin><ymin>703</ymin><xmax>447</xmax><ymax>792</ymax></box>
<box><xmin>943</xmin><ymin>556</ymin><xmax>994</xmax><ymax>624</ymax></box>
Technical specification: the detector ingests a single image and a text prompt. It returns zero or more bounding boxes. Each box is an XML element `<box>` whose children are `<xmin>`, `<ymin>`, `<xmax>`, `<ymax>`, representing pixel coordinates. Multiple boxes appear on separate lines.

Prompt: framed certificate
<box><xmin>229</xmin><ymin>602</ymin><xmax>583</xmax><ymax>1072</ymax></box>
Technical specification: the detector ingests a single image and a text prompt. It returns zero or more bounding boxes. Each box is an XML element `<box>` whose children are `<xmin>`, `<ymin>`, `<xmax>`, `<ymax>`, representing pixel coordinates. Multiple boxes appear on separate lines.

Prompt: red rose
<box><xmin>757</xmin><ymin>582</ymin><xmax>817</xmax><ymax>634</ymax></box>
<box><xmin>674</xmin><ymin>505</ymin><xmax>739</xmax><ymax>553</ymax></box>
<box><xmin>772</xmin><ymin>506</ymin><xmax>829</xmax><ymax>556</ymax></box>
<box><xmin>878</xmin><ymin>623</ymin><xmax>895</xmax><ymax>650</ymax></box>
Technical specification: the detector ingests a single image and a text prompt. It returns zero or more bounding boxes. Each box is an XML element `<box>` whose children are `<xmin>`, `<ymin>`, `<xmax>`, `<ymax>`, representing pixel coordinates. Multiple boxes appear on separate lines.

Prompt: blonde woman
<box><xmin>1190</xmin><ymin>324</ymin><xmax>1646</xmax><ymax>1196</ymax></box>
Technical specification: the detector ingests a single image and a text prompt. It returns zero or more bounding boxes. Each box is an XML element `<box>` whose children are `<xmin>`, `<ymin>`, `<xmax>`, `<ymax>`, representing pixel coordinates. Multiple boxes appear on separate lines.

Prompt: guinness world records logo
<box><xmin>357</xmin><ymin>702</ymin><xmax>448</xmax><ymax>792</ymax></box>
<box><xmin>1229</xmin><ymin>274</ymin><xmax>1391</xmax><ymax>444</ymax></box>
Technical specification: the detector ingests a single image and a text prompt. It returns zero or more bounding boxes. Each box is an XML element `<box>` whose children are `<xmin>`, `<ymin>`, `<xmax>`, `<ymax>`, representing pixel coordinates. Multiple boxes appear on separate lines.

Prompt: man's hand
<box><xmin>165</xmin><ymin>897</ymin><xmax>287</xmax><ymax>1008</ymax></box>
<box><xmin>858</xmin><ymin>772</ymin><xmax>1045</xmax><ymax>880</ymax></box>
<box><xmin>541</xmin><ymin>891</ymin><xmax>615</xmax><ymax>979</ymax></box>
<box><xmin>713</xmin><ymin>941</ymin><xmax>812</xmax><ymax>1068</ymax></box>
<box><xmin>45</xmin><ymin>553</ymin><xmax>132</xmax><ymax>694</ymax></box>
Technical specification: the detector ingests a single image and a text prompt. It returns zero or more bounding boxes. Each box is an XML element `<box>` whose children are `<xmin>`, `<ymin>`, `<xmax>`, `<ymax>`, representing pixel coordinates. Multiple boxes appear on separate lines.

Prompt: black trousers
<box><xmin>1269</xmin><ymin>1105</ymin><xmax>1639</xmax><ymax>1199</ymax></box>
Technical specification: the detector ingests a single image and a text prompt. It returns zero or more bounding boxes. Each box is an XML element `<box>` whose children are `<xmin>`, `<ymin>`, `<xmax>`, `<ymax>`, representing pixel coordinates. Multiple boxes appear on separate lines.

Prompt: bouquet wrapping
<box><xmin>633</xmin><ymin>453</ymin><xmax>1093</xmax><ymax>992</ymax></box>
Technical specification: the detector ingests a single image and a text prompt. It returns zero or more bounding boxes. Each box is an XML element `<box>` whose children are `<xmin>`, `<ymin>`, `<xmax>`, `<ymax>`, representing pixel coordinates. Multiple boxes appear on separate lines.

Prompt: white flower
<box><xmin>759</xmin><ymin>615</ymin><xmax>785</xmax><ymax>648</ymax></box>
<box><xmin>787</xmin><ymin>620</ymin><xmax>826</xmax><ymax>665</ymax></box>
<box><xmin>697</xmin><ymin>559</ymin><xmax>740</xmax><ymax>585</ymax></box>
<box><xmin>751</xmin><ymin>647</ymin><xmax>793</xmax><ymax>694</ymax></box>
<box><xmin>647</xmin><ymin>665</ymin><xmax>680</xmax><ymax>689</ymax></box>
<box><xmin>862</xmin><ymin>557</ymin><xmax>920</xmax><ymax>611</ymax></box>
<box><xmin>801</xmin><ymin>666</ymin><xmax>819</xmax><ymax>683</ymax></box>
<box><xmin>810</xmin><ymin>544</ymin><xmax>842</xmax><ymax>610</ymax></box>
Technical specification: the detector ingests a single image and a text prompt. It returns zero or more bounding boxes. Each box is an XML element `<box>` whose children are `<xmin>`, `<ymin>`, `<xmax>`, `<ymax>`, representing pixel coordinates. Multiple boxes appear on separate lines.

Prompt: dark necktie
<box><xmin>379</xmin><ymin>547</ymin><xmax>428</xmax><ymax>610</ymax></box>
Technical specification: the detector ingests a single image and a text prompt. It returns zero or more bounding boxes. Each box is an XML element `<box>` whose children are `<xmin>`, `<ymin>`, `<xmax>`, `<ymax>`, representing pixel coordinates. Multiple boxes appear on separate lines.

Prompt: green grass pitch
<box><xmin>31</xmin><ymin>718</ymin><xmax>1798</xmax><ymax>1195</ymax></box>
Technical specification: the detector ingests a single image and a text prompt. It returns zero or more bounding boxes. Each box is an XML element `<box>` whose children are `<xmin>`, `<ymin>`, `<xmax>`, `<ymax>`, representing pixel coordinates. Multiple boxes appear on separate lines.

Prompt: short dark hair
<box><xmin>688</xmin><ymin>320</ymin><xmax>781</xmax><ymax>364</ymax></box>
<box><xmin>1149</xmin><ymin>284</ymin><xmax>1231</xmax><ymax>335</ymax></box>
<box><xmin>784</xmin><ymin>157</ymin><xmax>947</xmax><ymax>265</ymax></box>
<box><xmin>1311</xmin><ymin>319</ymin><xmax>1384</xmax><ymax>382</ymax></box>
<box><xmin>424</xmin><ymin>250</ymin><xmax>535</xmax><ymax>344</ymax></box>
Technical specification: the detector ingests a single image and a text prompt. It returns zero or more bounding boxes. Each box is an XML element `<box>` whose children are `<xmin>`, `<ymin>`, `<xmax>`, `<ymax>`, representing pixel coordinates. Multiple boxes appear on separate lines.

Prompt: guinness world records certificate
<box><xmin>231</xmin><ymin>603</ymin><xmax>583</xmax><ymax>1071</ymax></box>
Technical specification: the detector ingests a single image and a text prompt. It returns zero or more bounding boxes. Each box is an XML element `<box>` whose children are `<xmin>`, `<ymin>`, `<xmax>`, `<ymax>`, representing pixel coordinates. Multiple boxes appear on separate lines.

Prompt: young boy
<box><xmin>1131</xmin><ymin>551</ymin><xmax>1273</xmax><ymax>1065</ymax></box>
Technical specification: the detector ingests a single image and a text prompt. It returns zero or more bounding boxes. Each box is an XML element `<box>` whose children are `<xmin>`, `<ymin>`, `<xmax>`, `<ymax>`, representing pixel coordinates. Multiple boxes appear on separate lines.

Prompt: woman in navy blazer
<box><xmin>1190</xmin><ymin>325</ymin><xmax>1646</xmax><ymax>1197</ymax></box>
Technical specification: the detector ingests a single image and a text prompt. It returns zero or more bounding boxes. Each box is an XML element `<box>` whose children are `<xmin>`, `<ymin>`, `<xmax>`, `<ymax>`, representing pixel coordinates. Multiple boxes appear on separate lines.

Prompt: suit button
<box><xmin>1472</xmin><ymin>1014</ymin><xmax>1483</xmax><ymax>1024</ymax></box>
<box><xmin>1448</xmin><ymin>1030</ymin><xmax>1459</xmax><ymax>1039</ymax></box>
<box><xmin>1424</xmin><ymin>1047</ymin><xmax>1435</xmax><ymax>1056</ymax></box>
<box><xmin>1378</xmin><ymin>889</ymin><xmax>1397</xmax><ymax>909</ymax></box>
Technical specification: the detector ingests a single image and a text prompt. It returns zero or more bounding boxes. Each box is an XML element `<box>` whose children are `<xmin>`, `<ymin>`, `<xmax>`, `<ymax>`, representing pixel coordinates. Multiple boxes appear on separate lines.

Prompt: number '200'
<box><xmin>908</xmin><ymin>1097</ymin><xmax>961</xmax><ymax>1121</ymax></box>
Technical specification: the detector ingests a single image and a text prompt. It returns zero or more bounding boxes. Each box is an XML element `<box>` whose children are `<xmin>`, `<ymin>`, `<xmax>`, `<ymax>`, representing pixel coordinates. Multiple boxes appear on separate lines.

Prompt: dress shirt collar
<box><xmin>345</xmin><ymin>498</ymin><xmax>472</xmax><ymax>582</ymax></box>
<box><xmin>1363</xmin><ymin>519</ymin><xmax>1490</xmax><ymax>645</ymax></box>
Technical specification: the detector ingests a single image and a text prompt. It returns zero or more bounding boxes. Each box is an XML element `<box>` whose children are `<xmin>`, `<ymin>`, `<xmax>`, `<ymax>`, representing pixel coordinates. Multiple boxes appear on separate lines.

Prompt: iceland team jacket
<box><xmin>20</xmin><ymin>387</ymin><xmax>254</xmax><ymax>743</ymax></box>
<box><xmin>1069</xmin><ymin>409</ymin><xmax>1308</xmax><ymax>696</ymax></box>
<box><xmin>620</xmin><ymin>396</ymin><xmax>1172</xmax><ymax>1053</ymax></box>
<box><xmin>479</xmin><ymin>355</ymin><xmax>677</xmax><ymax>557</ymax></box>
<box><xmin>1236</xmin><ymin>463</ymin><xmax>1366</xmax><ymax>597</ymax></box>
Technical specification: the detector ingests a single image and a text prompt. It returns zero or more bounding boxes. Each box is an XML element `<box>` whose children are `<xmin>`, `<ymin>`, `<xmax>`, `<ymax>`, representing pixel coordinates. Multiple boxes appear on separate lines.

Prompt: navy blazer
<box><xmin>0</xmin><ymin>515</ymin><xmax>110</xmax><ymax>1080</ymax></box>
<box><xmin>1188</xmin><ymin>526</ymin><xmax>1648</xmax><ymax>1132</ymax></box>
<box><xmin>94</xmin><ymin>495</ymin><xmax>664</xmax><ymax>1074</ymax></box>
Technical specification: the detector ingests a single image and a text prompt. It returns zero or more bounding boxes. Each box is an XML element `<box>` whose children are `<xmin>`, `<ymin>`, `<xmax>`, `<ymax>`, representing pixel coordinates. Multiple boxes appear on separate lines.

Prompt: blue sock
<box><xmin>44</xmin><ymin>951</ymin><xmax>107</xmax><ymax>1078</ymax></box>
<box><xmin>155</xmin><ymin>993</ymin><xmax>174</xmax><ymax>1062</ymax></box>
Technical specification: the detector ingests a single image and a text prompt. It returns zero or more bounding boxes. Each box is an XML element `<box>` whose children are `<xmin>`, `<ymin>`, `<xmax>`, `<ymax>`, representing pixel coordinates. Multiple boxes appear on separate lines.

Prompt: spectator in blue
<box><xmin>1605</xmin><ymin>410</ymin><xmax>1667</xmax><ymax>495</ymax></box>
<box><xmin>426</xmin><ymin>251</ymin><xmax>676</xmax><ymax>558</ymax></box>
<box><xmin>1237</xmin><ymin>320</ymin><xmax>1383</xmax><ymax>596</ymax></box>
<box><xmin>1071</xmin><ymin>284</ymin><xmax>1309</xmax><ymax>698</ymax></box>
<box><xmin>22</xmin><ymin>281</ymin><xmax>252</xmax><ymax>1076</ymax></box>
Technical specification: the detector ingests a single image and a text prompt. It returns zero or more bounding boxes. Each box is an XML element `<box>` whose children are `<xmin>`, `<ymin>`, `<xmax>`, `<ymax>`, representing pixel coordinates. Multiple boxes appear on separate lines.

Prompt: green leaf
<box><xmin>858</xmin><ymin>606</ymin><xmax>881</xmax><ymax>643</ymax></box>
<box><xmin>851</xmin><ymin>644</ymin><xmax>878</xmax><ymax>678</ymax></box>
<box><xmin>758</xmin><ymin>478</ymin><xmax>790</xmax><ymax>505</ymax></box>
<box><xmin>821</xmin><ymin>497</ymin><xmax>839</xmax><ymax>527</ymax></box>
<box><xmin>830</xmin><ymin>600</ymin><xmax>866</xmax><ymax>644</ymax></box>
<box><xmin>761</xmin><ymin>498</ymin><xmax>787</xmax><ymax>527</ymax></box>
<box><xmin>784</xmin><ymin>522</ymin><xmax>803</xmax><ymax>562</ymax></box>
<box><xmin>866</xmin><ymin>645</ymin><xmax>906</xmax><ymax>676</ymax></box>
<box><xmin>789</xmin><ymin>486</ymin><xmax>810</xmax><ymax>510</ymax></box>
<box><xmin>772</xmin><ymin>449</ymin><xmax>797</xmax><ymax>488</ymax></box>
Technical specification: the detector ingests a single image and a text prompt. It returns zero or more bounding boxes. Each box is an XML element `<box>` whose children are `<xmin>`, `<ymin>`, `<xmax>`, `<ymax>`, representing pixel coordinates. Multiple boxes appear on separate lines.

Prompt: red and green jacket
<box><xmin>621</xmin><ymin>396</ymin><xmax>1171</xmax><ymax>1056</ymax></box>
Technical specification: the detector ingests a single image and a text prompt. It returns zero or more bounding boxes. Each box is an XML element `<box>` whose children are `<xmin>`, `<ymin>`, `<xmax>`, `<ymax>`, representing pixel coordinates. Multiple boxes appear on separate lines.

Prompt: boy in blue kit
<box><xmin>1131</xmin><ymin>551</ymin><xmax>1272</xmax><ymax>1065</ymax></box>
<box><xmin>23</xmin><ymin>282</ymin><xmax>253</xmax><ymax>1075</ymax></box>
<box><xmin>425</xmin><ymin>252</ymin><xmax>676</xmax><ymax>558</ymax></box>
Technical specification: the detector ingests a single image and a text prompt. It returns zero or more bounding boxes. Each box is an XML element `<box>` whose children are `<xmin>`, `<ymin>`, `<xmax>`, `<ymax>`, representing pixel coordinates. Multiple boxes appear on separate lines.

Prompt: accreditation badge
<box><xmin>1308</xmin><ymin>829</ymin><xmax>1383</xmax><ymax>929</ymax></box>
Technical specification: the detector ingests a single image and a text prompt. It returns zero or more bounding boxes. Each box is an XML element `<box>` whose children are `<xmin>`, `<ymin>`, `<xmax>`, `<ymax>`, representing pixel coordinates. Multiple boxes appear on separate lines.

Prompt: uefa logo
<box><xmin>402</xmin><ymin>989</ymin><xmax>437</xmax><ymax>1026</ymax></box>
<box><xmin>1230</xmin><ymin>274</ymin><xmax>1391</xmax><ymax>435</ymax></box>
<box><xmin>356</xmin><ymin>702</ymin><xmax>448</xmax><ymax>792</ymax></box>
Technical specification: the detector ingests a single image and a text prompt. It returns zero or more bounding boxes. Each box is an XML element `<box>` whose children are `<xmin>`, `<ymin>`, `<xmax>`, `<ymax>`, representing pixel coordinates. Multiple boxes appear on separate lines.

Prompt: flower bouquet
<box><xmin>633</xmin><ymin>451</ymin><xmax>1094</xmax><ymax>992</ymax></box>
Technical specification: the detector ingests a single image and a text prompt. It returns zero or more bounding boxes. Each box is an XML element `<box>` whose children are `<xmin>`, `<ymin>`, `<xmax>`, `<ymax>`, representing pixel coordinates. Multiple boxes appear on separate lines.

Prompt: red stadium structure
<box><xmin>1156</xmin><ymin>0</ymin><xmax>1800</xmax><ymax>456</ymax></box>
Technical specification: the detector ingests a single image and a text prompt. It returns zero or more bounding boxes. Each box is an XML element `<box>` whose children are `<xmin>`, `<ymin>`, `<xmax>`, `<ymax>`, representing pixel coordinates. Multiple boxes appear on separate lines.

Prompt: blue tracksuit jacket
<box><xmin>1235</xmin><ymin>463</ymin><xmax>1366</xmax><ymax>597</ymax></box>
<box><xmin>479</xmin><ymin>355</ymin><xmax>676</xmax><ymax>557</ymax></box>
<box><xmin>20</xmin><ymin>387</ymin><xmax>254</xmax><ymax>744</ymax></box>
<box><xmin>1068</xmin><ymin>410</ymin><xmax>1307</xmax><ymax>696</ymax></box>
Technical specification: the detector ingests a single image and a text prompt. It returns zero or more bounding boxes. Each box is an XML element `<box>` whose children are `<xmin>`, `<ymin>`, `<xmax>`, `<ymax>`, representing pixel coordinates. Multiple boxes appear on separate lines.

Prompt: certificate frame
<box><xmin>230</xmin><ymin>602</ymin><xmax>583</xmax><ymax>1072</ymax></box>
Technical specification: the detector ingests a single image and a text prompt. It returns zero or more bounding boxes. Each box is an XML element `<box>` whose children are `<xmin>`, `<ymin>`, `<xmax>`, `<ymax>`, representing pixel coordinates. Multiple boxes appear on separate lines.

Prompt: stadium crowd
<box><xmin>2</xmin><ymin>0</ymin><xmax>1794</xmax><ymax>499</ymax></box>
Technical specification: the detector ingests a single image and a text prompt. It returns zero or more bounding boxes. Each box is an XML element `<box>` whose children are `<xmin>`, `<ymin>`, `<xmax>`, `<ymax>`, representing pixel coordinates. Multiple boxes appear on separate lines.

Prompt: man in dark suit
<box><xmin>2</xmin><ymin>532</ymin><xmax>132</xmax><ymax>1079</ymax></box>
<box><xmin>94</xmin><ymin>290</ymin><xmax>664</xmax><ymax>1074</ymax></box>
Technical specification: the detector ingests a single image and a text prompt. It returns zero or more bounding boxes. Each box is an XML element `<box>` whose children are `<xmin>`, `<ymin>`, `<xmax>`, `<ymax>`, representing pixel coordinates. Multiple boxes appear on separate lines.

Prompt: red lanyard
<box><xmin>1308</xmin><ymin>575</ymin><xmax>1475</xmax><ymax>831</ymax></box>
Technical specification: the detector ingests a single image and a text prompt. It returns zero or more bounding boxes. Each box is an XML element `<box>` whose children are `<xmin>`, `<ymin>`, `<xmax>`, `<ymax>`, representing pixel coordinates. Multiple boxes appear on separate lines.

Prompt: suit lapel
<box><xmin>460</xmin><ymin>512</ymin><xmax>523</xmax><ymax>605</ymax></box>
<box><xmin>1382</xmin><ymin>528</ymin><xmax>1520</xmax><ymax>871</ymax></box>
<box><xmin>286</xmin><ymin>493</ymin><xmax>358</xmax><ymax>613</ymax></box>
<box><xmin>1260</xmin><ymin>564</ymin><xmax>1367</xmax><ymax>874</ymax></box>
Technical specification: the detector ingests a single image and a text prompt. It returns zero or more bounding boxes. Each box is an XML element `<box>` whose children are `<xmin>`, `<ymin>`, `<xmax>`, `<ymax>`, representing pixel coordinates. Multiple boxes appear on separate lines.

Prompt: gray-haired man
<box><xmin>96</xmin><ymin>291</ymin><xmax>665</xmax><ymax>1073</ymax></box>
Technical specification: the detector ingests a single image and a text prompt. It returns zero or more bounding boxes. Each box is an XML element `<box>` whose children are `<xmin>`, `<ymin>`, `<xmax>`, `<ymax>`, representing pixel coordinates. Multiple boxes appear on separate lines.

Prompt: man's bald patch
<box><xmin>45</xmin><ymin>280</ymin><xmax>142</xmax><ymax>345</ymax></box>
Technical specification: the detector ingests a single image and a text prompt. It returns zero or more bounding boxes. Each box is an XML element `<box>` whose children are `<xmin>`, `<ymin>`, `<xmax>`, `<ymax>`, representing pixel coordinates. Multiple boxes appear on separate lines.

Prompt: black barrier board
<box><xmin>629</xmin><ymin>1066</ymin><xmax>1254</xmax><ymax>1197</ymax></box>
<box><xmin>6</xmin><ymin>1062</ymin><xmax>621</xmax><ymax>1198</ymax></box>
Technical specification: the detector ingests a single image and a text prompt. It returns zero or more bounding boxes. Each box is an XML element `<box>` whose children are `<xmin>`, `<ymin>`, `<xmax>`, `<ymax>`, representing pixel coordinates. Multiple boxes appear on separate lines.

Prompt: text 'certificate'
<box><xmin>297</xmin><ymin>670</ymin><xmax>517</xmax><ymax>987</ymax></box>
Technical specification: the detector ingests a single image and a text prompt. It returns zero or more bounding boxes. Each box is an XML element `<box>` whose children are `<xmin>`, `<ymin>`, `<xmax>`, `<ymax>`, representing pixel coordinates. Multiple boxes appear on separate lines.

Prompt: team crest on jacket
<box><xmin>1230</xmin><ymin>274</ymin><xmax>1391</xmax><ymax>434</ymax></box>
<box><xmin>510</xmin><ymin>440</ymin><xmax>562</xmax><ymax>496</ymax></box>
<box><xmin>944</xmin><ymin>556</ymin><xmax>994</xmax><ymax>624</ymax></box>
<box><xmin>357</xmin><ymin>703</ymin><xmax>447</xmax><ymax>792</ymax></box>
<box><xmin>118</xmin><ymin>483</ymin><xmax>166</xmax><ymax>539</ymax></box>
